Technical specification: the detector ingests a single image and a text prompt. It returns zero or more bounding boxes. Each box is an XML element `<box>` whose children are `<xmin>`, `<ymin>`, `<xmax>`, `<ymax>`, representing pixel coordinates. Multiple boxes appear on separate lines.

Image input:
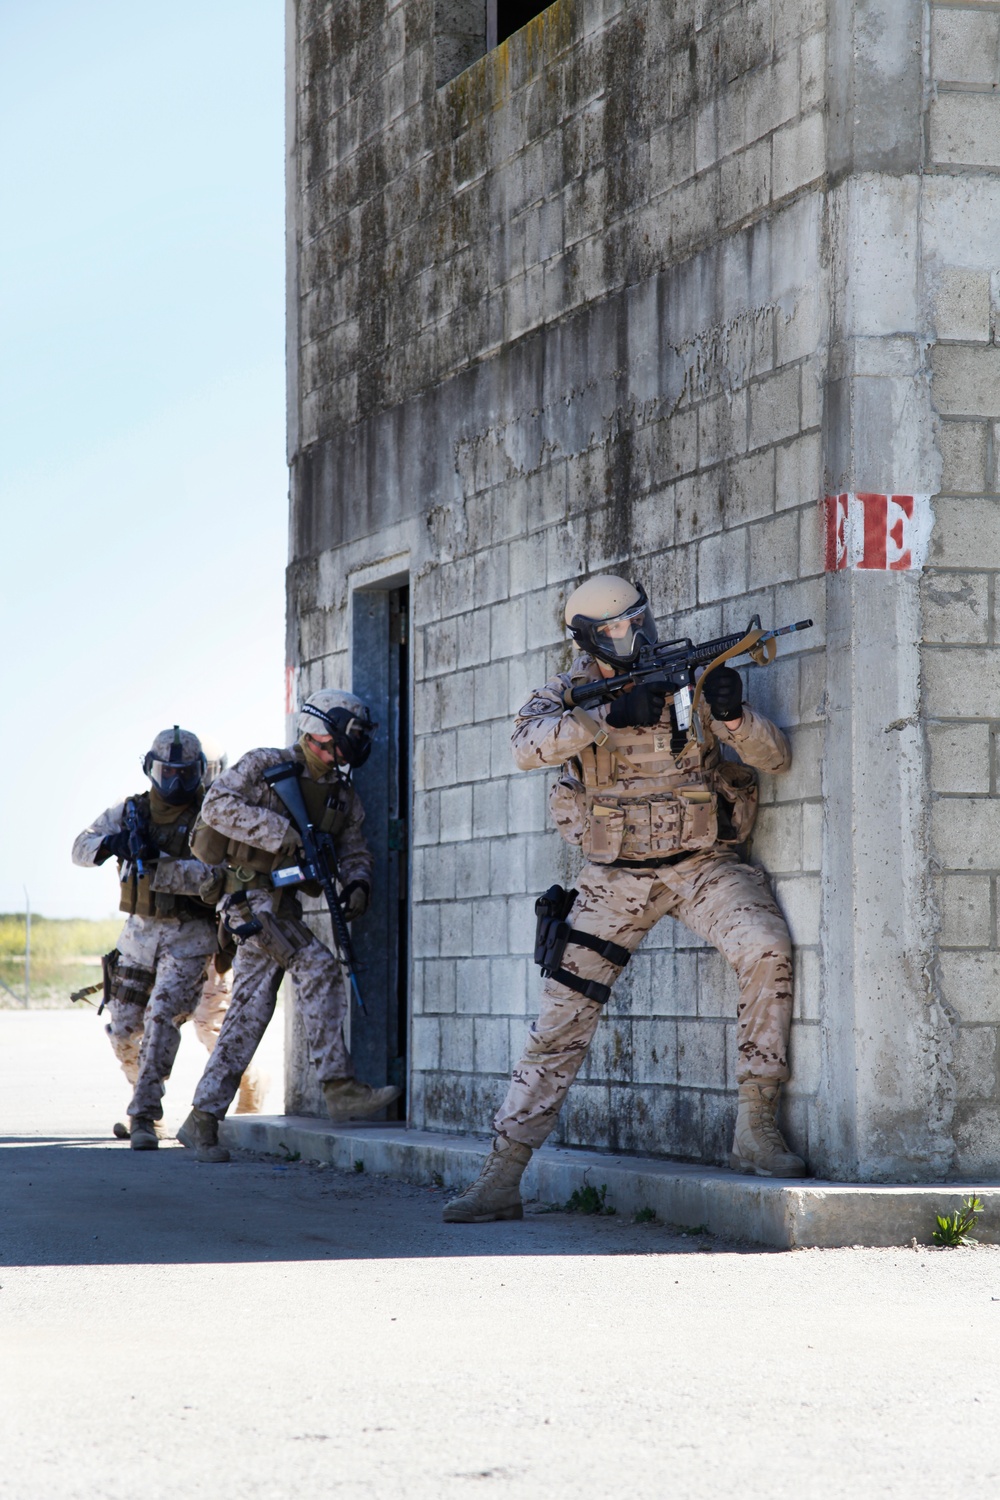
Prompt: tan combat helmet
<box><xmin>142</xmin><ymin>726</ymin><xmax>206</xmax><ymax>805</ymax></box>
<box><xmin>564</xmin><ymin>575</ymin><xmax>658</xmax><ymax>668</ymax></box>
<box><xmin>298</xmin><ymin>689</ymin><xmax>376</xmax><ymax>769</ymax></box>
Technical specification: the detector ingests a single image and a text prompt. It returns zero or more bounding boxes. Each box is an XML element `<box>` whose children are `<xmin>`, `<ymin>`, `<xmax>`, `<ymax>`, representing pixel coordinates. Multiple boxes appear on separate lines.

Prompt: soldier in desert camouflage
<box><xmin>177</xmin><ymin>690</ymin><xmax>400</xmax><ymax>1163</ymax></box>
<box><xmin>444</xmin><ymin>576</ymin><xmax>804</xmax><ymax>1223</ymax></box>
<box><xmin>72</xmin><ymin>727</ymin><xmax>263</xmax><ymax>1147</ymax></box>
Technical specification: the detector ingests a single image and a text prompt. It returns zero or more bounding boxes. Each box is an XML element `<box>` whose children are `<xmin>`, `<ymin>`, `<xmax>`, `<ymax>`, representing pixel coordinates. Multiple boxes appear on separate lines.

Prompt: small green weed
<box><xmin>277</xmin><ymin>1144</ymin><xmax>300</xmax><ymax>1162</ymax></box>
<box><xmin>353</xmin><ymin>1159</ymin><xmax>365</xmax><ymax>1173</ymax></box>
<box><xmin>679</xmin><ymin>1223</ymin><xmax>710</xmax><ymax>1237</ymax></box>
<box><xmin>633</xmin><ymin>1206</ymin><xmax>657</xmax><ymax>1224</ymax></box>
<box><xmin>932</xmin><ymin>1195</ymin><xmax>984</xmax><ymax>1247</ymax></box>
<box><xmin>431</xmin><ymin>1171</ymin><xmax>444</xmax><ymax>1188</ymax></box>
<box><xmin>565</xmin><ymin>1183</ymin><xmax>615</xmax><ymax>1216</ymax></box>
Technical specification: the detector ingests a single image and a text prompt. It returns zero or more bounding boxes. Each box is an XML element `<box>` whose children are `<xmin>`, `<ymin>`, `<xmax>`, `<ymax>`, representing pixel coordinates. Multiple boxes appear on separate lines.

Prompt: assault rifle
<box><xmin>262</xmin><ymin>762</ymin><xmax>366</xmax><ymax>1015</ymax></box>
<box><xmin>118</xmin><ymin>797</ymin><xmax>155</xmax><ymax>915</ymax></box>
<box><xmin>122</xmin><ymin>797</ymin><xmax>150</xmax><ymax>879</ymax></box>
<box><xmin>566</xmin><ymin>615</ymin><xmax>813</xmax><ymax>753</ymax></box>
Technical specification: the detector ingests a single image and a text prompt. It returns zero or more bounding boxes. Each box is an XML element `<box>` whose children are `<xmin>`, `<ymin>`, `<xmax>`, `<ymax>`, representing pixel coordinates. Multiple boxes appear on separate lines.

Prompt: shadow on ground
<box><xmin>0</xmin><ymin>1136</ymin><xmax>758</xmax><ymax>1267</ymax></box>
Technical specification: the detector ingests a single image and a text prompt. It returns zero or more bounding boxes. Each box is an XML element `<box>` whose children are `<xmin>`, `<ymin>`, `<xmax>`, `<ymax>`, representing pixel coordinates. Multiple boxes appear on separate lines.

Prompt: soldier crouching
<box><xmin>177</xmin><ymin>690</ymin><xmax>400</xmax><ymax>1163</ymax></box>
<box><xmin>444</xmin><ymin>576</ymin><xmax>804</xmax><ymax>1224</ymax></box>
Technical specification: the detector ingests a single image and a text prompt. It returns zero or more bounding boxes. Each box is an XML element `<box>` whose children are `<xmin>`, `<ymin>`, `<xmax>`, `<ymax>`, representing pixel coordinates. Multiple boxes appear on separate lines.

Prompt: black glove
<box><xmin>702</xmin><ymin>667</ymin><xmax>744</xmax><ymax>722</ymax></box>
<box><xmin>338</xmin><ymin>880</ymin><xmax>371</xmax><ymax>921</ymax></box>
<box><xmin>605</xmin><ymin>682</ymin><xmax>667</xmax><ymax>729</ymax></box>
<box><xmin>95</xmin><ymin>828</ymin><xmax>134</xmax><ymax>865</ymax></box>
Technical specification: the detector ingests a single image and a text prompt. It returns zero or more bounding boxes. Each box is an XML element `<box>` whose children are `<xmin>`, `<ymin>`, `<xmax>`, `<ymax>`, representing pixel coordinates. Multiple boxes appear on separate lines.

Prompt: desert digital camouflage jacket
<box><xmin>199</xmin><ymin>744</ymin><xmax>373</xmax><ymax>890</ymax></box>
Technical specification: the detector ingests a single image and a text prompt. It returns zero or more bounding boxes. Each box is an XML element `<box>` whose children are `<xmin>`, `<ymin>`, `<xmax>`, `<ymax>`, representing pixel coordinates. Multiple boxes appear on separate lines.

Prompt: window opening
<box><xmin>487</xmin><ymin>1</ymin><xmax>550</xmax><ymax>48</ymax></box>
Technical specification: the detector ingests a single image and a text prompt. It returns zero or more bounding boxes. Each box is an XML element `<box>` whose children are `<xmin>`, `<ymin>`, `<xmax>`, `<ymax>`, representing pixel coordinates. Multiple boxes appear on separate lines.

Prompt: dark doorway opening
<box><xmin>487</xmin><ymin>1</ymin><xmax>550</xmax><ymax>48</ymax></box>
<box><xmin>351</xmin><ymin>581</ymin><xmax>410</xmax><ymax>1117</ymax></box>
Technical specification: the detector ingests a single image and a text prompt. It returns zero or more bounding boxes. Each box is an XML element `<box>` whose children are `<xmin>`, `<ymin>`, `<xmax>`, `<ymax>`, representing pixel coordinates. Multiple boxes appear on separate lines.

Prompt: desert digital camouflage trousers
<box><xmin>193</xmin><ymin>906</ymin><xmax>353</xmax><ymax>1119</ymax></box>
<box><xmin>107</xmin><ymin>963</ymin><xmax>265</xmax><ymax>1117</ymax></box>
<box><xmin>112</xmin><ymin>953</ymin><xmax>210</xmax><ymax>1121</ymax></box>
<box><xmin>494</xmin><ymin>851</ymin><xmax>793</xmax><ymax>1149</ymax></box>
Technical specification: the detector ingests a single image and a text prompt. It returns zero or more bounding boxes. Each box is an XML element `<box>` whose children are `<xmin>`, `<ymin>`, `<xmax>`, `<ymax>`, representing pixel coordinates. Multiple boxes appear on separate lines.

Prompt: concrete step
<box><xmin>220</xmin><ymin>1114</ymin><xmax>1000</xmax><ymax>1250</ymax></box>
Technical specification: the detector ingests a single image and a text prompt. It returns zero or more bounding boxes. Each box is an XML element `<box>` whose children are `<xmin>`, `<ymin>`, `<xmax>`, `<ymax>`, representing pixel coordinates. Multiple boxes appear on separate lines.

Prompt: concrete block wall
<box><xmin>286</xmin><ymin>0</ymin><xmax>1000</xmax><ymax>1179</ymax></box>
<box><xmin>924</xmin><ymin>0</ymin><xmax>1000</xmax><ymax>1176</ymax></box>
<box><xmin>287</xmin><ymin>0</ymin><xmax>828</xmax><ymax>1170</ymax></box>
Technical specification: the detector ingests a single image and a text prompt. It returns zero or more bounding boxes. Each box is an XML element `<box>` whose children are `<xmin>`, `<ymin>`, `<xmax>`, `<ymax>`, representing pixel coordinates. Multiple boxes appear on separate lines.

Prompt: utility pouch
<box><xmin>190</xmin><ymin>814</ymin><xmax>229</xmax><ymax>866</ymax></box>
<box><xmin>532</xmin><ymin>885</ymin><xmax>631</xmax><ymax>1006</ymax></box>
<box><xmin>221</xmin><ymin>894</ymin><xmax>306</xmax><ymax>969</ymax></box>
<box><xmin>713</xmin><ymin>761</ymin><xmax>759</xmax><ymax>843</ymax></box>
<box><xmin>584</xmin><ymin>803</ymin><xmax>626</xmax><ymax>864</ymax></box>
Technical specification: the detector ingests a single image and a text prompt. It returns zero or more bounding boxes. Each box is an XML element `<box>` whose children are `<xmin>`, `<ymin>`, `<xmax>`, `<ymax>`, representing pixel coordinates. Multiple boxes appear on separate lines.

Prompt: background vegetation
<box><xmin>0</xmin><ymin>914</ymin><xmax>121</xmax><ymax>1008</ymax></box>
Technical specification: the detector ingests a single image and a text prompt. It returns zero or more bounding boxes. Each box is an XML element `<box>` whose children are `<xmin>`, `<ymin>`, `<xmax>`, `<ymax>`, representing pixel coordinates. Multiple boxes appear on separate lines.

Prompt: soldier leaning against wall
<box><xmin>444</xmin><ymin>576</ymin><xmax>804</xmax><ymax>1224</ymax></box>
<box><xmin>72</xmin><ymin>728</ymin><xmax>265</xmax><ymax>1149</ymax></box>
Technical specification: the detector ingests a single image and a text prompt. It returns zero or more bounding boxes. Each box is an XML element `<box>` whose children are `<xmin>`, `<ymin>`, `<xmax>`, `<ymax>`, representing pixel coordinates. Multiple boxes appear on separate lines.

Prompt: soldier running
<box><xmin>177</xmin><ymin>690</ymin><xmax>400</xmax><ymax>1163</ymax></box>
<box><xmin>72</xmin><ymin>727</ymin><xmax>263</xmax><ymax>1147</ymax></box>
<box><xmin>444</xmin><ymin>576</ymin><xmax>804</xmax><ymax>1223</ymax></box>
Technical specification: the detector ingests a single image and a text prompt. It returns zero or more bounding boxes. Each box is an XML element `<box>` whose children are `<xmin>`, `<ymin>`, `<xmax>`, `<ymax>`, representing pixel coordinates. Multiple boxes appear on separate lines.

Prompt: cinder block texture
<box><xmin>284</xmin><ymin>0</ymin><xmax>1000</xmax><ymax>1180</ymax></box>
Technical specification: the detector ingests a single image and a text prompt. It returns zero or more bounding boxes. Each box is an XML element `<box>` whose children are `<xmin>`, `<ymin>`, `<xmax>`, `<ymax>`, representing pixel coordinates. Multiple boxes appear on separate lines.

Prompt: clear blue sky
<box><xmin>0</xmin><ymin>1</ymin><xmax>288</xmax><ymax>919</ymax></box>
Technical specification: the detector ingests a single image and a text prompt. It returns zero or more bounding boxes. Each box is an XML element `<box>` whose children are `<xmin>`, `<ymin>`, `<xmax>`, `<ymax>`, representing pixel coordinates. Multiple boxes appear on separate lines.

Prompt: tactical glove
<box><xmin>95</xmin><ymin>829</ymin><xmax>132</xmax><ymax>865</ymax></box>
<box><xmin>96</xmin><ymin>828</ymin><xmax>157</xmax><ymax>865</ymax></box>
<box><xmin>605</xmin><ymin>682</ymin><xmax>667</xmax><ymax>729</ymax></box>
<box><xmin>338</xmin><ymin>880</ymin><xmax>371</xmax><ymax>922</ymax></box>
<box><xmin>703</xmin><ymin>666</ymin><xmax>744</xmax><ymax>722</ymax></box>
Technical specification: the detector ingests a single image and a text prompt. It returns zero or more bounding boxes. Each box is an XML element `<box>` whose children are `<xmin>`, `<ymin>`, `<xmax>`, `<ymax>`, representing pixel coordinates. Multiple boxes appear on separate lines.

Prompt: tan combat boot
<box><xmin>177</xmin><ymin>1107</ymin><xmax>231</xmax><ymax>1163</ymax></box>
<box><xmin>730</xmin><ymin>1082</ymin><xmax>805</xmax><ymax>1178</ymax></box>
<box><xmin>321</xmin><ymin>1078</ymin><xmax>401</xmax><ymax>1122</ymax></box>
<box><xmin>115</xmin><ymin>1118</ymin><xmax>168</xmax><ymax>1141</ymax></box>
<box><xmin>128</xmin><ymin>1116</ymin><xmax>159</xmax><ymax>1151</ymax></box>
<box><xmin>235</xmin><ymin>1066</ymin><xmax>270</xmax><ymax>1115</ymax></box>
<box><xmin>442</xmin><ymin>1137</ymin><xmax>532</xmax><ymax>1222</ymax></box>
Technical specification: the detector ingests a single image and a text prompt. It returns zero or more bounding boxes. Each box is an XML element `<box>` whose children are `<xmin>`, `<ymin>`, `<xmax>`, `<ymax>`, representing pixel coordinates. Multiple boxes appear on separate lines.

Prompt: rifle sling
<box><xmin>688</xmin><ymin>628</ymin><xmax>776</xmax><ymax>729</ymax></box>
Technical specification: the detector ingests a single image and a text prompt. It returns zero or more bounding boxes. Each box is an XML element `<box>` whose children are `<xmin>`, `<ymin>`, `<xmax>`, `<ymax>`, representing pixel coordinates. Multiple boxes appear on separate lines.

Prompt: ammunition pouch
<box><xmin>533</xmin><ymin>884</ymin><xmax>631</xmax><ymax>1006</ymax></box>
<box><xmin>108</xmin><ymin>958</ymin><xmax>156</xmax><ymax>1011</ymax></box>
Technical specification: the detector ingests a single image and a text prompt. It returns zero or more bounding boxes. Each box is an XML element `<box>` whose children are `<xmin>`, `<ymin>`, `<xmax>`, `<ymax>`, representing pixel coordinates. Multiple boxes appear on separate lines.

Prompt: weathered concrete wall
<box><xmin>284</xmin><ymin>0</ymin><xmax>1000</xmax><ymax>1181</ymax></box>
<box><xmin>922</xmin><ymin>1</ymin><xmax>1000</xmax><ymax>1177</ymax></box>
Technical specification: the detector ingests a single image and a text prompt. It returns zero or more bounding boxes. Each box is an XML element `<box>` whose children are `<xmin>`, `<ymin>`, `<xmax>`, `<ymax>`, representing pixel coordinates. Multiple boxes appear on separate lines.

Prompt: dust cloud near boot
<box><xmin>321</xmin><ymin>1078</ymin><xmax>401</xmax><ymax>1122</ymax></box>
<box><xmin>729</xmin><ymin>1082</ymin><xmax>805</xmax><ymax>1178</ymax></box>
<box><xmin>177</xmin><ymin>1107</ymin><xmax>230</xmax><ymax>1163</ymax></box>
<box><xmin>443</xmin><ymin>1137</ymin><xmax>532</xmax><ymax>1223</ymax></box>
<box><xmin>235</xmin><ymin>1065</ymin><xmax>269</xmax><ymax>1114</ymax></box>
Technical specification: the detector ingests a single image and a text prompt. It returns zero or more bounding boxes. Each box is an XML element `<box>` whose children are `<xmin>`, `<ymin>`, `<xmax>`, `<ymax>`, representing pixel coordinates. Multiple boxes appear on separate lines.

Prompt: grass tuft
<box><xmin>932</xmin><ymin>1195</ymin><xmax>984</xmax><ymax>1248</ymax></box>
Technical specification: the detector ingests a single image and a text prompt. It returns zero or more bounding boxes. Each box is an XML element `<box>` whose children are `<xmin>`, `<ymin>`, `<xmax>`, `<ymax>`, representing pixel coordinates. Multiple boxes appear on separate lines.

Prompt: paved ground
<box><xmin>2</xmin><ymin>1012</ymin><xmax>1000</xmax><ymax>1500</ymax></box>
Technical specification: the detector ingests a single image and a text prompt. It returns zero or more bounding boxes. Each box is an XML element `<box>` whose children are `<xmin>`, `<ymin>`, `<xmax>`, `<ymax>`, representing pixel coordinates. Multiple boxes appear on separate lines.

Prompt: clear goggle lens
<box><xmin>592</xmin><ymin>602</ymin><xmax>657</xmax><ymax>660</ymax></box>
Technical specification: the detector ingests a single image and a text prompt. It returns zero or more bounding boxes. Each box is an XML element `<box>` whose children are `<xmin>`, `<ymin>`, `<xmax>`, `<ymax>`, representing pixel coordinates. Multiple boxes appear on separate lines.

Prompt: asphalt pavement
<box><xmin>2</xmin><ymin>1009</ymin><xmax>1000</xmax><ymax>1500</ymax></box>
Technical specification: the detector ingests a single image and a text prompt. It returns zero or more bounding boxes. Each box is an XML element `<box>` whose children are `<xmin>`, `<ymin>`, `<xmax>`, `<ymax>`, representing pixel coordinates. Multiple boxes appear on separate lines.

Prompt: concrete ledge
<box><xmin>220</xmin><ymin>1115</ymin><xmax>1000</xmax><ymax>1250</ymax></box>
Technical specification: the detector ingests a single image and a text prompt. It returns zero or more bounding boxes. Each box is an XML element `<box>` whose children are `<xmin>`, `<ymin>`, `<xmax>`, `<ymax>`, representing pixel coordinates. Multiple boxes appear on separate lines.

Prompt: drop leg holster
<box><xmin>533</xmin><ymin>884</ymin><xmax>630</xmax><ymax>1005</ymax></box>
